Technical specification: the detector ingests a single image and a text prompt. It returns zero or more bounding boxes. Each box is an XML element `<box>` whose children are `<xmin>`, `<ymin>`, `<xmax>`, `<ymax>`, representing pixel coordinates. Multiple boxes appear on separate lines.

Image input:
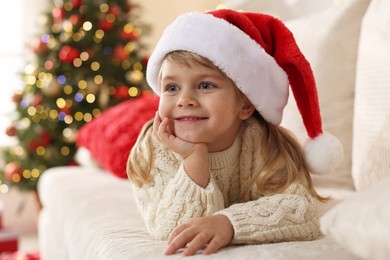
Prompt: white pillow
<box><xmin>320</xmin><ymin>177</ymin><xmax>390</xmax><ymax>260</ymax></box>
<box><xmin>283</xmin><ymin>0</ymin><xmax>370</xmax><ymax>190</ymax></box>
<box><xmin>351</xmin><ymin>0</ymin><xmax>390</xmax><ymax>190</ymax></box>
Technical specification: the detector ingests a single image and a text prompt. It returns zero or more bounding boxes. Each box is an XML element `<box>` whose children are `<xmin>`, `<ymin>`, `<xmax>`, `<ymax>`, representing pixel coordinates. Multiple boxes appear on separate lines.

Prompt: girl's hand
<box><xmin>164</xmin><ymin>215</ymin><xmax>234</xmax><ymax>256</ymax></box>
<box><xmin>153</xmin><ymin>112</ymin><xmax>197</xmax><ymax>159</ymax></box>
<box><xmin>153</xmin><ymin>112</ymin><xmax>210</xmax><ymax>187</ymax></box>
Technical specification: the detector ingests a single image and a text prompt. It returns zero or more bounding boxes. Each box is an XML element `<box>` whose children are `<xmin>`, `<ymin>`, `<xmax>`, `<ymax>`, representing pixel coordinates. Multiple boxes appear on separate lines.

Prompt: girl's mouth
<box><xmin>174</xmin><ymin>116</ymin><xmax>208</xmax><ymax>121</ymax></box>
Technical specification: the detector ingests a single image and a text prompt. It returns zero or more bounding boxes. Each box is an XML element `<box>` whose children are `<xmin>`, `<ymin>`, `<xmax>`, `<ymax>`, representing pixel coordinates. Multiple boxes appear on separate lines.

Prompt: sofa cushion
<box><xmin>320</xmin><ymin>176</ymin><xmax>390</xmax><ymax>260</ymax></box>
<box><xmin>76</xmin><ymin>93</ymin><xmax>159</xmax><ymax>178</ymax></box>
<box><xmin>351</xmin><ymin>0</ymin><xmax>390</xmax><ymax>190</ymax></box>
<box><xmin>38</xmin><ymin>166</ymin><xmax>361</xmax><ymax>260</ymax></box>
<box><xmin>283</xmin><ymin>0</ymin><xmax>370</xmax><ymax>190</ymax></box>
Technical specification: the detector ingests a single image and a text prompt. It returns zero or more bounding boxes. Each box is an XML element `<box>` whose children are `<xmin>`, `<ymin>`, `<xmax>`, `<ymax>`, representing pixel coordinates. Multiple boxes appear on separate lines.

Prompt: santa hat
<box><xmin>146</xmin><ymin>9</ymin><xmax>343</xmax><ymax>175</ymax></box>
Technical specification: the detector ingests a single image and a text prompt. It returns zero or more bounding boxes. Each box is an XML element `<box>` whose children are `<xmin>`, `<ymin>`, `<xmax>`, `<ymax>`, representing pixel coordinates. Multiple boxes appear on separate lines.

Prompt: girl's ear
<box><xmin>239</xmin><ymin>95</ymin><xmax>255</xmax><ymax>120</ymax></box>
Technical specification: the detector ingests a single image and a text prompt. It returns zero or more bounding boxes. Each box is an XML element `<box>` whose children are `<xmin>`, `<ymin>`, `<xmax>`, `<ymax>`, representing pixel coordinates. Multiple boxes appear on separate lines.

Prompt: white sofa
<box><xmin>38</xmin><ymin>0</ymin><xmax>390</xmax><ymax>259</ymax></box>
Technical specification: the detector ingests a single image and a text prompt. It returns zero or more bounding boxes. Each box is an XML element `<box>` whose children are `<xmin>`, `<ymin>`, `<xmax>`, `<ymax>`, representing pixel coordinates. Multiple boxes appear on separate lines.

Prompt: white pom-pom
<box><xmin>304</xmin><ymin>132</ymin><xmax>344</xmax><ymax>175</ymax></box>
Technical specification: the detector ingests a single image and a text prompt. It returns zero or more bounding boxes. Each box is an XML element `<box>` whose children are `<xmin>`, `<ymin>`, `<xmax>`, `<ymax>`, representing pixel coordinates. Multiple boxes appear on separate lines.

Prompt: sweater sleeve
<box><xmin>215</xmin><ymin>183</ymin><xmax>320</xmax><ymax>244</ymax></box>
<box><xmin>131</xmin><ymin>136</ymin><xmax>225</xmax><ymax>240</ymax></box>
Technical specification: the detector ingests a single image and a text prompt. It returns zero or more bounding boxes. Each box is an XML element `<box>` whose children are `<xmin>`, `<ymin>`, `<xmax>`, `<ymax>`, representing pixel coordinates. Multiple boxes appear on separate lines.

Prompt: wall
<box><xmin>135</xmin><ymin>0</ymin><xmax>222</xmax><ymax>54</ymax></box>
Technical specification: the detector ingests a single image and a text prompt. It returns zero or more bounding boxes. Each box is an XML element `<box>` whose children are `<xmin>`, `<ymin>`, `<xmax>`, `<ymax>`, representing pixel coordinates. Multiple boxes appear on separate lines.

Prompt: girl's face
<box><xmin>158</xmin><ymin>59</ymin><xmax>254</xmax><ymax>152</ymax></box>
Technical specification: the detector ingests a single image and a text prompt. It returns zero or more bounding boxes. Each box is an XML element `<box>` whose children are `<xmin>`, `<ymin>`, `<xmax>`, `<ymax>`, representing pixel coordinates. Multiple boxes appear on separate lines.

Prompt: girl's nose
<box><xmin>177</xmin><ymin>89</ymin><xmax>198</xmax><ymax>108</ymax></box>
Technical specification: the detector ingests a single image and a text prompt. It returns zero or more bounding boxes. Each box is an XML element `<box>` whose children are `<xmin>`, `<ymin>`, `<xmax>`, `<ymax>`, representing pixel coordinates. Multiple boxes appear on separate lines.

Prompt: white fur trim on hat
<box><xmin>146</xmin><ymin>12</ymin><xmax>289</xmax><ymax>125</ymax></box>
<box><xmin>304</xmin><ymin>132</ymin><xmax>344</xmax><ymax>175</ymax></box>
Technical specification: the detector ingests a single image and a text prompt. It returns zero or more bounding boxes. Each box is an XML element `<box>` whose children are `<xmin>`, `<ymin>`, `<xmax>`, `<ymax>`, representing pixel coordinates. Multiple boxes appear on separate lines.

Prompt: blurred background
<box><xmin>0</xmin><ymin>0</ymin><xmax>341</xmax><ymax>254</ymax></box>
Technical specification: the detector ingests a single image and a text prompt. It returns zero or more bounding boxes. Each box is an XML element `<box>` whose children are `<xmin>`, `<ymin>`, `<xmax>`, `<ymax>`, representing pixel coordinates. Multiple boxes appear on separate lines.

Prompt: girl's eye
<box><xmin>198</xmin><ymin>82</ymin><xmax>215</xmax><ymax>90</ymax></box>
<box><xmin>165</xmin><ymin>84</ymin><xmax>179</xmax><ymax>92</ymax></box>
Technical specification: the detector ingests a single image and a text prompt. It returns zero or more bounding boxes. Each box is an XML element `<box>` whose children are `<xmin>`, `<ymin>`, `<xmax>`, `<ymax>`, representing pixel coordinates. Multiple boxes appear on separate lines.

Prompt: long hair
<box><xmin>127</xmin><ymin>50</ymin><xmax>327</xmax><ymax>202</ymax></box>
<box><xmin>127</xmin><ymin>119</ymin><xmax>154</xmax><ymax>187</ymax></box>
<box><xmin>247</xmin><ymin>112</ymin><xmax>327</xmax><ymax>202</ymax></box>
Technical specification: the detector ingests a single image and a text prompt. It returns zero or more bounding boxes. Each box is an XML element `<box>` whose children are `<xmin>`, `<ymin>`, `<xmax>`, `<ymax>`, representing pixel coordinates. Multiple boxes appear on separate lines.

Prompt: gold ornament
<box><xmin>86</xmin><ymin>79</ymin><xmax>100</xmax><ymax>94</ymax></box>
<box><xmin>42</xmin><ymin>78</ymin><xmax>62</xmax><ymax>97</ymax></box>
<box><xmin>62</xmin><ymin>127</ymin><xmax>77</xmax><ymax>143</ymax></box>
<box><xmin>99</xmin><ymin>84</ymin><xmax>110</xmax><ymax>108</ymax></box>
<box><xmin>125</xmin><ymin>70</ymin><xmax>144</xmax><ymax>84</ymax></box>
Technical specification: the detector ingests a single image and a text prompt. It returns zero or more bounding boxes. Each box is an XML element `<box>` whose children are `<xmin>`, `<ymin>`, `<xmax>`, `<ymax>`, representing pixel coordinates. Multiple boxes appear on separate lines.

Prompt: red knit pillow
<box><xmin>76</xmin><ymin>94</ymin><xmax>159</xmax><ymax>178</ymax></box>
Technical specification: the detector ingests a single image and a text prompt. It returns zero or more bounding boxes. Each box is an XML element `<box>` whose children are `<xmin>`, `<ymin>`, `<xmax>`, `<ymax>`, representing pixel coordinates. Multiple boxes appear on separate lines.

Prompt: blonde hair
<box><xmin>127</xmin><ymin>51</ymin><xmax>326</xmax><ymax>202</ymax></box>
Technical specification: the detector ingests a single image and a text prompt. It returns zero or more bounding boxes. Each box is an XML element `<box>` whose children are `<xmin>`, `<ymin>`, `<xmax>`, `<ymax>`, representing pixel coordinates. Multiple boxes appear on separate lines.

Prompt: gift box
<box><xmin>0</xmin><ymin>250</ymin><xmax>40</xmax><ymax>260</ymax></box>
<box><xmin>0</xmin><ymin>229</ymin><xmax>18</xmax><ymax>253</ymax></box>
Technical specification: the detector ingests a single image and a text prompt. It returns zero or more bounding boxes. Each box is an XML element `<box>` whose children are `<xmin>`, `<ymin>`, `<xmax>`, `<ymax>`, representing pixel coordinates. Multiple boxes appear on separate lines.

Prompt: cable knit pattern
<box><xmin>131</xmin><ymin>118</ymin><xmax>320</xmax><ymax>243</ymax></box>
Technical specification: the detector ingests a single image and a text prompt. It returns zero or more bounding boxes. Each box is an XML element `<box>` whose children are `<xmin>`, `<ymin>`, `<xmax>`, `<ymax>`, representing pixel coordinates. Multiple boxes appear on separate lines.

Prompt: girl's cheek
<box><xmin>158</xmin><ymin>101</ymin><xmax>170</xmax><ymax>119</ymax></box>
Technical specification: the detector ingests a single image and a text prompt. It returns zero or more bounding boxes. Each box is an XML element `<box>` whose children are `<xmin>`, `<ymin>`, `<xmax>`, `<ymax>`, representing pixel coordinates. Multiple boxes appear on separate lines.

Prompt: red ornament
<box><xmin>113</xmin><ymin>85</ymin><xmax>129</xmax><ymax>99</ymax></box>
<box><xmin>69</xmin><ymin>14</ymin><xmax>82</xmax><ymax>25</ymax></box>
<box><xmin>31</xmin><ymin>38</ymin><xmax>48</xmax><ymax>54</ymax></box>
<box><xmin>11</xmin><ymin>93</ymin><xmax>22</xmax><ymax>103</ymax></box>
<box><xmin>108</xmin><ymin>6</ymin><xmax>121</xmax><ymax>16</ymax></box>
<box><xmin>98</xmin><ymin>19</ymin><xmax>114</xmax><ymax>31</ymax></box>
<box><xmin>32</xmin><ymin>94</ymin><xmax>43</xmax><ymax>106</ymax></box>
<box><xmin>40</xmin><ymin>130</ymin><xmax>52</xmax><ymax>147</ymax></box>
<box><xmin>113</xmin><ymin>45</ymin><xmax>128</xmax><ymax>61</ymax></box>
<box><xmin>52</xmin><ymin>7</ymin><xmax>65</xmax><ymax>24</ymax></box>
<box><xmin>28</xmin><ymin>130</ymin><xmax>52</xmax><ymax>151</ymax></box>
<box><xmin>60</xmin><ymin>107</ymin><xmax>71</xmax><ymax>115</ymax></box>
<box><xmin>4</xmin><ymin>162</ymin><xmax>22</xmax><ymax>181</ymax></box>
<box><xmin>71</xmin><ymin>0</ymin><xmax>83</xmax><ymax>8</ymax></box>
<box><xmin>59</xmin><ymin>45</ymin><xmax>80</xmax><ymax>63</ymax></box>
<box><xmin>119</xmin><ymin>29</ymin><xmax>137</xmax><ymax>41</ymax></box>
<box><xmin>5</xmin><ymin>125</ymin><xmax>17</xmax><ymax>137</ymax></box>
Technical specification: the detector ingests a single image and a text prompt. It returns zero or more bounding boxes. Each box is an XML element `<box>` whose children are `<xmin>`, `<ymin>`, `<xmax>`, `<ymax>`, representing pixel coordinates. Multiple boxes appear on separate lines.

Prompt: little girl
<box><xmin>127</xmin><ymin>9</ymin><xmax>343</xmax><ymax>256</ymax></box>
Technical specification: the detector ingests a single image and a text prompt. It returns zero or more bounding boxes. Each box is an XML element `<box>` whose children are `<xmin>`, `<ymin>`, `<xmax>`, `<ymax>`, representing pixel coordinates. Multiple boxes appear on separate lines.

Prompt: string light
<box><xmin>36</xmin><ymin>146</ymin><xmax>46</xmax><ymax>156</ymax></box>
<box><xmin>61</xmin><ymin>146</ymin><xmax>70</xmax><ymax>156</ymax></box>
<box><xmin>128</xmin><ymin>87</ymin><xmax>139</xmax><ymax>97</ymax></box>
<box><xmin>74</xmin><ymin>112</ymin><xmax>84</xmax><ymax>121</ymax></box>
<box><xmin>63</xmin><ymin>2</ymin><xmax>73</xmax><ymax>11</ymax></box>
<box><xmin>78</xmin><ymin>80</ymin><xmax>87</xmax><ymax>89</ymax></box>
<box><xmin>31</xmin><ymin>169</ymin><xmax>40</xmax><ymax>178</ymax></box>
<box><xmin>86</xmin><ymin>94</ymin><xmax>96</xmax><ymax>103</ymax></box>
<box><xmin>95</xmin><ymin>29</ymin><xmax>104</xmax><ymax>40</ymax></box>
<box><xmin>11</xmin><ymin>175</ymin><xmax>21</xmax><ymax>183</ymax></box>
<box><xmin>83</xmin><ymin>113</ymin><xmax>93</xmax><ymax>122</ymax></box>
<box><xmin>100</xmin><ymin>3</ymin><xmax>109</xmax><ymax>13</ymax></box>
<box><xmin>92</xmin><ymin>108</ymin><xmax>101</xmax><ymax>117</ymax></box>
<box><xmin>23</xmin><ymin>170</ymin><xmax>32</xmax><ymax>179</ymax></box>
<box><xmin>94</xmin><ymin>75</ymin><xmax>103</xmax><ymax>84</ymax></box>
<box><xmin>64</xmin><ymin>85</ymin><xmax>73</xmax><ymax>95</ymax></box>
<box><xmin>91</xmin><ymin>62</ymin><xmax>100</xmax><ymax>71</ymax></box>
<box><xmin>0</xmin><ymin>185</ymin><xmax>9</xmax><ymax>194</ymax></box>
<box><xmin>80</xmin><ymin>52</ymin><xmax>89</xmax><ymax>61</ymax></box>
<box><xmin>83</xmin><ymin>21</ymin><xmax>93</xmax><ymax>31</ymax></box>
<box><xmin>74</xmin><ymin>92</ymin><xmax>84</xmax><ymax>102</ymax></box>
<box><xmin>64</xmin><ymin>115</ymin><xmax>73</xmax><ymax>124</ymax></box>
<box><xmin>27</xmin><ymin>106</ymin><xmax>37</xmax><ymax>116</ymax></box>
<box><xmin>73</xmin><ymin>58</ymin><xmax>82</xmax><ymax>67</ymax></box>
<box><xmin>56</xmin><ymin>98</ymin><xmax>66</xmax><ymax>109</ymax></box>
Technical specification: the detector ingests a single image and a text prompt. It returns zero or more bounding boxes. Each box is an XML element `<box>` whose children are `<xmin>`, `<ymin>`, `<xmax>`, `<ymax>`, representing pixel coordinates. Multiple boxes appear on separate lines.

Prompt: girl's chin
<box><xmin>176</xmin><ymin>133</ymin><xmax>203</xmax><ymax>144</ymax></box>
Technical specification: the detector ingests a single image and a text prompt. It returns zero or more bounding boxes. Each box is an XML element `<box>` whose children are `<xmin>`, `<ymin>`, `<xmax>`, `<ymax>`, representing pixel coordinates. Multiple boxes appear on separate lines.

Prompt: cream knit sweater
<box><xmin>131</xmin><ymin>118</ymin><xmax>320</xmax><ymax>244</ymax></box>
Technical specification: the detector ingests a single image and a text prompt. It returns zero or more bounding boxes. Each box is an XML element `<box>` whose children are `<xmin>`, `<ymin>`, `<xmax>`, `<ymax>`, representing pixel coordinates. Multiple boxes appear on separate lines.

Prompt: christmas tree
<box><xmin>1</xmin><ymin>0</ymin><xmax>149</xmax><ymax>192</ymax></box>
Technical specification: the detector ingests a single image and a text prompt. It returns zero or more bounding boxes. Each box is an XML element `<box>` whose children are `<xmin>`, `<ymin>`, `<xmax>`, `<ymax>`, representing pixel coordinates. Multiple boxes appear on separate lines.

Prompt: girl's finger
<box><xmin>165</xmin><ymin>226</ymin><xmax>197</xmax><ymax>255</ymax></box>
<box><xmin>182</xmin><ymin>233</ymin><xmax>212</xmax><ymax>256</ymax></box>
<box><xmin>203</xmin><ymin>236</ymin><xmax>223</xmax><ymax>255</ymax></box>
<box><xmin>152</xmin><ymin>112</ymin><xmax>161</xmax><ymax>138</ymax></box>
<box><xmin>157</xmin><ymin>117</ymin><xmax>170</xmax><ymax>142</ymax></box>
<box><xmin>167</xmin><ymin>223</ymin><xmax>188</xmax><ymax>245</ymax></box>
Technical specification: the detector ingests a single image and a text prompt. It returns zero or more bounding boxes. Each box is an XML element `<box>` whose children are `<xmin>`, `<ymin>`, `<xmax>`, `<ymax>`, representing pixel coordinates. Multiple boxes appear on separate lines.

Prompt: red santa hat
<box><xmin>146</xmin><ymin>9</ymin><xmax>343</xmax><ymax>175</ymax></box>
